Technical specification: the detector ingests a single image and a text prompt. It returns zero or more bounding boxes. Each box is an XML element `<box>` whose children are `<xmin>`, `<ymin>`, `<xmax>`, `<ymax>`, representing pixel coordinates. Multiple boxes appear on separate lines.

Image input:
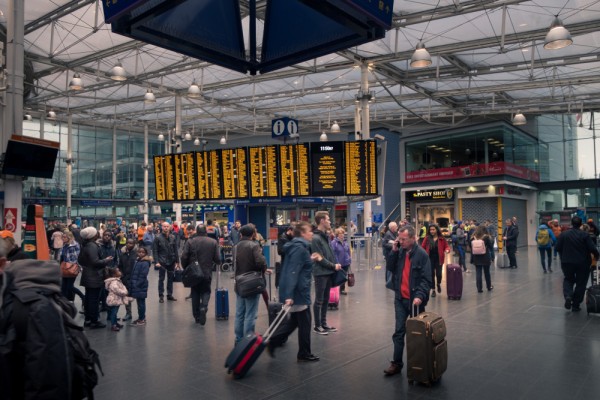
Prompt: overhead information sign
<box><xmin>248</xmin><ymin>145</ymin><xmax>280</xmax><ymax>198</ymax></box>
<box><xmin>195</xmin><ymin>150</ymin><xmax>223</xmax><ymax>200</ymax></box>
<box><xmin>173</xmin><ymin>152</ymin><xmax>198</xmax><ymax>201</ymax></box>
<box><xmin>153</xmin><ymin>155</ymin><xmax>176</xmax><ymax>202</ymax></box>
<box><xmin>279</xmin><ymin>144</ymin><xmax>310</xmax><ymax>197</ymax></box>
<box><xmin>344</xmin><ymin>140</ymin><xmax>378</xmax><ymax>196</ymax></box>
<box><xmin>310</xmin><ymin>141</ymin><xmax>345</xmax><ymax>196</ymax></box>
<box><xmin>221</xmin><ymin>148</ymin><xmax>249</xmax><ymax>199</ymax></box>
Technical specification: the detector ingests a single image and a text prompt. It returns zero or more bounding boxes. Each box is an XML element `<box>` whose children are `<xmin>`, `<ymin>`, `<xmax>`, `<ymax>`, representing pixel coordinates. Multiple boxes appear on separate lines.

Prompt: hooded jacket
<box><xmin>535</xmin><ymin>224</ymin><xmax>557</xmax><ymax>249</ymax></box>
<box><xmin>279</xmin><ymin>238</ymin><xmax>313</xmax><ymax>306</ymax></box>
<box><xmin>129</xmin><ymin>256</ymin><xmax>152</xmax><ymax>298</ymax></box>
<box><xmin>104</xmin><ymin>277</ymin><xmax>129</xmax><ymax>306</ymax></box>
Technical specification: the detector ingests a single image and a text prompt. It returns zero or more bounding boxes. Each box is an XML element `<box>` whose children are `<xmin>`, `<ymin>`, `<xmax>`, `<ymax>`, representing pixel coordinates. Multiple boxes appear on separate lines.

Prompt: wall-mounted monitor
<box><xmin>1</xmin><ymin>135</ymin><xmax>59</xmax><ymax>179</ymax></box>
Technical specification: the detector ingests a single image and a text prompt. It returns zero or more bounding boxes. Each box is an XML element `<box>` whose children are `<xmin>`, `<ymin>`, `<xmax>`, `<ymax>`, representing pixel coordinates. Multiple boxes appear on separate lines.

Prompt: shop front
<box><xmin>405</xmin><ymin>188</ymin><xmax>456</xmax><ymax>235</ymax></box>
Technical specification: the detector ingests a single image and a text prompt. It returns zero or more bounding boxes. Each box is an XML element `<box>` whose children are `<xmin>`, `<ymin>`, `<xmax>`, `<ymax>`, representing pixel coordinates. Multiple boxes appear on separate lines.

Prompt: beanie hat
<box><xmin>80</xmin><ymin>226</ymin><xmax>98</xmax><ymax>240</ymax></box>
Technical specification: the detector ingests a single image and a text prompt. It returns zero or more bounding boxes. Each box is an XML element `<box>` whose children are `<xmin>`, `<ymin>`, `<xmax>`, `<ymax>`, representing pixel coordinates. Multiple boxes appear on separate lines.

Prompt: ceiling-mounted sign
<box><xmin>406</xmin><ymin>189</ymin><xmax>455</xmax><ymax>202</ymax></box>
<box><xmin>272</xmin><ymin>117</ymin><xmax>299</xmax><ymax>139</ymax></box>
<box><xmin>102</xmin><ymin>0</ymin><xmax>150</xmax><ymax>23</ymax></box>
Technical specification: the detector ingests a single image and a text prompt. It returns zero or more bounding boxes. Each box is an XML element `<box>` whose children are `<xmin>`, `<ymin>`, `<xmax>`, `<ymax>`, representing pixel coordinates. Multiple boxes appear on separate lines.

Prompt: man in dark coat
<box><xmin>503</xmin><ymin>218</ymin><xmax>519</xmax><ymax>269</ymax></box>
<box><xmin>118</xmin><ymin>239</ymin><xmax>138</xmax><ymax>320</ymax></box>
<box><xmin>556</xmin><ymin>216</ymin><xmax>600</xmax><ymax>312</ymax></box>
<box><xmin>180</xmin><ymin>225</ymin><xmax>220</xmax><ymax>325</ymax></box>
<box><xmin>153</xmin><ymin>222</ymin><xmax>180</xmax><ymax>303</ymax></box>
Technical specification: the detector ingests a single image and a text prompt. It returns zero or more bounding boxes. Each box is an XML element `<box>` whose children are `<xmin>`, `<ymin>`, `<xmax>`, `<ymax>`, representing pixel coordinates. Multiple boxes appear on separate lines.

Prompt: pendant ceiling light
<box><xmin>47</xmin><ymin>110</ymin><xmax>57</xmax><ymax>120</ymax></box>
<box><xmin>184</xmin><ymin>131</ymin><xmax>192</xmax><ymax>141</ymax></box>
<box><xmin>320</xmin><ymin>131</ymin><xmax>328</xmax><ymax>142</ymax></box>
<box><xmin>512</xmin><ymin>111</ymin><xmax>527</xmax><ymax>126</ymax></box>
<box><xmin>144</xmin><ymin>88</ymin><xmax>156</xmax><ymax>104</ymax></box>
<box><xmin>158</xmin><ymin>133</ymin><xmax>165</xmax><ymax>141</ymax></box>
<box><xmin>110</xmin><ymin>62</ymin><xmax>127</xmax><ymax>81</ymax></box>
<box><xmin>220</xmin><ymin>135</ymin><xmax>227</xmax><ymax>145</ymax></box>
<box><xmin>410</xmin><ymin>42</ymin><xmax>432</xmax><ymax>68</ymax></box>
<box><xmin>194</xmin><ymin>137</ymin><xmax>200</xmax><ymax>146</ymax></box>
<box><xmin>188</xmin><ymin>81</ymin><xmax>201</xmax><ymax>98</ymax></box>
<box><xmin>330</xmin><ymin>121</ymin><xmax>340</xmax><ymax>133</ymax></box>
<box><xmin>544</xmin><ymin>17</ymin><xmax>573</xmax><ymax>50</ymax></box>
<box><xmin>69</xmin><ymin>73</ymin><xmax>83</xmax><ymax>90</ymax></box>
<box><xmin>23</xmin><ymin>113</ymin><xmax>32</xmax><ymax>121</ymax></box>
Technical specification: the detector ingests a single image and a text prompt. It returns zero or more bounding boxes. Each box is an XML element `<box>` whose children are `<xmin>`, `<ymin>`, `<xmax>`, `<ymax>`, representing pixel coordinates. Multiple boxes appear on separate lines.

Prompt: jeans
<box><xmin>431</xmin><ymin>262</ymin><xmax>442</xmax><ymax>287</ymax></box>
<box><xmin>135</xmin><ymin>298</ymin><xmax>146</xmax><ymax>320</ymax></box>
<box><xmin>270</xmin><ymin>307</ymin><xmax>312</xmax><ymax>358</ymax></box>
<box><xmin>561</xmin><ymin>262</ymin><xmax>590</xmax><ymax>307</ymax></box>
<box><xmin>475</xmin><ymin>265</ymin><xmax>492</xmax><ymax>291</ymax></box>
<box><xmin>489</xmin><ymin>244</ymin><xmax>495</xmax><ymax>261</ymax></box>
<box><xmin>313</xmin><ymin>274</ymin><xmax>333</xmax><ymax>328</ymax></box>
<box><xmin>393</xmin><ymin>297</ymin><xmax>422</xmax><ymax>367</ymax></box>
<box><xmin>538</xmin><ymin>247</ymin><xmax>552</xmax><ymax>271</ymax></box>
<box><xmin>234</xmin><ymin>293</ymin><xmax>260</xmax><ymax>343</ymax></box>
<box><xmin>158</xmin><ymin>265</ymin><xmax>174</xmax><ymax>297</ymax></box>
<box><xmin>191</xmin><ymin>281</ymin><xmax>211</xmax><ymax>320</ymax></box>
<box><xmin>61</xmin><ymin>277</ymin><xmax>76</xmax><ymax>301</ymax></box>
<box><xmin>506</xmin><ymin>244</ymin><xmax>517</xmax><ymax>268</ymax></box>
<box><xmin>457</xmin><ymin>245</ymin><xmax>466</xmax><ymax>270</ymax></box>
<box><xmin>108</xmin><ymin>305</ymin><xmax>120</xmax><ymax>326</ymax></box>
<box><xmin>84</xmin><ymin>287</ymin><xmax>101</xmax><ymax>323</ymax></box>
<box><xmin>553</xmin><ymin>244</ymin><xmax>558</xmax><ymax>258</ymax></box>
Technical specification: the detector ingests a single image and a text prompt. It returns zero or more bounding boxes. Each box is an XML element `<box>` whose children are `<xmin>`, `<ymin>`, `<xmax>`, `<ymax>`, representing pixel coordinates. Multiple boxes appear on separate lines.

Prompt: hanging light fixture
<box><xmin>110</xmin><ymin>61</ymin><xmax>127</xmax><ymax>81</ymax></box>
<box><xmin>158</xmin><ymin>132</ymin><xmax>165</xmax><ymax>141</ymax></box>
<box><xmin>188</xmin><ymin>81</ymin><xmax>201</xmax><ymax>98</ymax></box>
<box><xmin>23</xmin><ymin>113</ymin><xmax>32</xmax><ymax>121</ymax></box>
<box><xmin>410</xmin><ymin>42</ymin><xmax>432</xmax><ymax>68</ymax></box>
<box><xmin>69</xmin><ymin>73</ymin><xmax>83</xmax><ymax>90</ymax></box>
<box><xmin>220</xmin><ymin>135</ymin><xmax>227</xmax><ymax>145</ymax></box>
<box><xmin>320</xmin><ymin>131</ymin><xmax>328</xmax><ymax>142</ymax></box>
<box><xmin>184</xmin><ymin>130</ymin><xmax>192</xmax><ymax>141</ymax></box>
<box><xmin>144</xmin><ymin>88</ymin><xmax>156</xmax><ymax>104</ymax></box>
<box><xmin>194</xmin><ymin>137</ymin><xmax>200</xmax><ymax>146</ymax></box>
<box><xmin>330</xmin><ymin>121</ymin><xmax>340</xmax><ymax>133</ymax></box>
<box><xmin>512</xmin><ymin>111</ymin><xmax>527</xmax><ymax>125</ymax></box>
<box><xmin>47</xmin><ymin>110</ymin><xmax>57</xmax><ymax>120</ymax></box>
<box><xmin>544</xmin><ymin>17</ymin><xmax>573</xmax><ymax>50</ymax></box>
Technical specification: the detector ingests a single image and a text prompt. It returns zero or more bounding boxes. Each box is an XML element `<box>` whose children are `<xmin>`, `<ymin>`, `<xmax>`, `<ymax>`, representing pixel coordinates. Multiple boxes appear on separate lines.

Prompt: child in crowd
<box><xmin>104</xmin><ymin>267</ymin><xmax>130</xmax><ymax>332</ymax></box>
<box><xmin>129</xmin><ymin>246</ymin><xmax>152</xmax><ymax>326</ymax></box>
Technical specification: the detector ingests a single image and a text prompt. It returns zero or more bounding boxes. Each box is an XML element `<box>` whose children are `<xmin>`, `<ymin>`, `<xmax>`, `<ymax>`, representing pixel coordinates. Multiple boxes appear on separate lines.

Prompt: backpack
<box><xmin>9</xmin><ymin>288</ymin><xmax>103</xmax><ymax>400</ymax></box>
<box><xmin>537</xmin><ymin>229</ymin><xmax>550</xmax><ymax>246</ymax></box>
<box><xmin>206</xmin><ymin>225</ymin><xmax>218</xmax><ymax>239</ymax></box>
<box><xmin>471</xmin><ymin>239</ymin><xmax>486</xmax><ymax>255</ymax></box>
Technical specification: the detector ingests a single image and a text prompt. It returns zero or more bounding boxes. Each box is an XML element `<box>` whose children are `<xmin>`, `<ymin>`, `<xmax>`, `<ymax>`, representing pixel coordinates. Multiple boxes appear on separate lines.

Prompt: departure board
<box><xmin>221</xmin><ymin>148</ymin><xmax>249</xmax><ymax>199</ymax></box>
<box><xmin>310</xmin><ymin>141</ymin><xmax>345</xmax><ymax>196</ymax></box>
<box><xmin>153</xmin><ymin>155</ymin><xmax>176</xmax><ymax>202</ymax></box>
<box><xmin>344</xmin><ymin>140</ymin><xmax>378</xmax><ymax>196</ymax></box>
<box><xmin>195</xmin><ymin>150</ymin><xmax>223</xmax><ymax>200</ymax></box>
<box><xmin>248</xmin><ymin>145</ymin><xmax>280</xmax><ymax>198</ymax></box>
<box><xmin>173</xmin><ymin>152</ymin><xmax>198</xmax><ymax>201</ymax></box>
<box><xmin>279</xmin><ymin>144</ymin><xmax>310</xmax><ymax>197</ymax></box>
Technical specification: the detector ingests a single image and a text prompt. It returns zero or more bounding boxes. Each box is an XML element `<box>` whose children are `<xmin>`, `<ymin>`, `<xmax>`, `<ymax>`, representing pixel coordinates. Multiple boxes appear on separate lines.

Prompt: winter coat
<box><xmin>330</xmin><ymin>238</ymin><xmax>351</xmax><ymax>267</ymax></box>
<box><xmin>129</xmin><ymin>256</ymin><xmax>151</xmax><ymax>298</ymax></box>
<box><xmin>152</xmin><ymin>233</ymin><xmax>179</xmax><ymax>268</ymax></box>
<box><xmin>7</xmin><ymin>246</ymin><xmax>30</xmax><ymax>262</ymax></box>
<box><xmin>421</xmin><ymin>235</ymin><xmax>450</xmax><ymax>267</ymax></box>
<box><xmin>556</xmin><ymin>227</ymin><xmax>599</xmax><ymax>267</ymax></box>
<box><xmin>504</xmin><ymin>225</ymin><xmax>519</xmax><ymax>247</ymax></box>
<box><xmin>180</xmin><ymin>235</ymin><xmax>220</xmax><ymax>283</ymax></box>
<box><xmin>142</xmin><ymin>231</ymin><xmax>155</xmax><ymax>246</ymax></box>
<box><xmin>98</xmin><ymin>240</ymin><xmax>119</xmax><ymax>268</ymax></box>
<box><xmin>535</xmin><ymin>224</ymin><xmax>557</xmax><ymax>249</ymax></box>
<box><xmin>382</xmin><ymin>229</ymin><xmax>398</xmax><ymax>259</ymax></box>
<box><xmin>310</xmin><ymin>230</ymin><xmax>337</xmax><ymax>276</ymax></box>
<box><xmin>78</xmin><ymin>239</ymin><xmax>112</xmax><ymax>288</ymax></box>
<box><xmin>60</xmin><ymin>241</ymin><xmax>80</xmax><ymax>264</ymax></box>
<box><xmin>386</xmin><ymin>243</ymin><xmax>432</xmax><ymax>305</ymax></box>
<box><xmin>118</xmin><ymin>245</ymin><xmax>138</xmax><ymax>288</ymax></box>
<box><xmin>470</xmin><ymin>235</ymin><xmax>493</xmax><ymax>266</ymax></box>
<box><xmin>233</xmin><ymin>238</ymin><xmax>267</xmax><ymax>277</ymax></box>
<box><xmin>279</xmin><ymin>238</ymin><xmax>313</xmax><ymax>306</ymax></box>
<box><xmin>104</xmin><ymin>277</ymin><xmax>129</xmax><ymax>306</ymax></box>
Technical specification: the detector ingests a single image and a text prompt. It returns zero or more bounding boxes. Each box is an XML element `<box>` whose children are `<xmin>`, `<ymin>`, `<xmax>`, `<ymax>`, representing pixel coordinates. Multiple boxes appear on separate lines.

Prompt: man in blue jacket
<box><xmin>384</xmin><ymin>225</ymin><xmax>432</xmax><ymax>376</ymax></box>
<box><xmin>535</xmin><ymin>221</ymin><xmax>557</xmax><ymax>273</ymax></box>
<box><xmin>556</xmin><ymin>216</ymin><xmax>599</xmax><ymax>312</ymax></box>
<box><xmin>267</xmin><ymin>221</ymin><xmax>320</xmax><ymax>362</ymax></box>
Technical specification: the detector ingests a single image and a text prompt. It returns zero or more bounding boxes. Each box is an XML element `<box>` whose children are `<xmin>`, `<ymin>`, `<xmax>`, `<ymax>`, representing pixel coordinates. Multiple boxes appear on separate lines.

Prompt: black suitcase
<box><xmin>267</xmin><ymin>274</ymin><xmax>287</xmax><ymax>344</ymax></box>
<box><xmin>406</xmin><ymin>306</ymin><xmax>448</xmax><ymax>386</ymax></box>
<box><xmin>586</xmin><ymin>264</ymin><xmax>600</xmax><ymax>315</ymax></box>
<box><xmin>215</xmin><ymin>265</ymin><xmax>229</xmax><ymax>320</ymax></box>
<box><xmin>225</xmin><ymin>305</ymin><xmax>290</xmax><ymax>378</ymax></box>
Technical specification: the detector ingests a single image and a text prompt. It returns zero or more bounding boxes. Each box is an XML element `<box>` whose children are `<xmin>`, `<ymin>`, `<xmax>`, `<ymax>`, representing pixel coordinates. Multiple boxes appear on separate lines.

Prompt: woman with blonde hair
<box><xmin>330</xmin><ymin>228</ymin><xmax>351</xmax><ymax>295</ymax></box>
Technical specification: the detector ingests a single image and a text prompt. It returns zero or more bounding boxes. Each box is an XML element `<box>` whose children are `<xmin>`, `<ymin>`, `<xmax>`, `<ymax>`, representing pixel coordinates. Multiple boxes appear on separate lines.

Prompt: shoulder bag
<box><xmin>182</xmin><ymin>261</ymin><xmax>204</xmax><ymax>287</ymax></box>
<box><xmin>61</xmin><ymin>261</ymin><xmax>80</xmax><ymax>278</ymax></box>
<box><xmin>347</xmin><ymin>266</ymin><xmax>355</xmax><ymax>287</ymax></box>
<box><xmin>235</xmin><ymin>271</ymin><xmax>266</xmax><ymax>298</ymax></box>
<box><xmin>331</xmin><ymin>268</ymin><xmax>348</xmax><ymax>287</ymax></box>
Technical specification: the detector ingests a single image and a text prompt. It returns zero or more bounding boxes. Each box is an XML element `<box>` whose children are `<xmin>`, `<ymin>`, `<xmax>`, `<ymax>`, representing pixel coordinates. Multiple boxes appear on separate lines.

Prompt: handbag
<box><xmin>347</xmin><ymin>267</ymin><xmax>355</xmax><ymax>287</ymax></box>
<box><xmin>173</xmin><ymin>266</ymin><xmax>184</xmax><ymax>283</ymax></box>
<box><xmin>60</xmin><ymin>261</ymin><xmax>80</xmax><ymax>278</ymax></box>
<box><xmin>235</xmin><ymin>271</ymin><xmax>266</xmax><ymax>298</ymax></box>
<box><xmin>182</xmin><ymin>261</ymin><xmax>205</xmax><ymax>288</ymax></box>
<box><xmin>331</xmin><ymin>268</ymin><xmax>348</xmax><ymax>287</ymax></box>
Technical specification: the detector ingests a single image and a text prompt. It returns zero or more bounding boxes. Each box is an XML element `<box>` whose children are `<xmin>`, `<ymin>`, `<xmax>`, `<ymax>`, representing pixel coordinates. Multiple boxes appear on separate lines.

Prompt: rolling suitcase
<box><xmin>328</xmin><ymin>286</ymin><xmax>340</xmax><ymax>309</ymax></box>
<box><xmin>586</xmin><ymin>263</ymin><xmax>600</xmax><ymax>315</ymax></box>
<box><xmin>225</xmin><ymin>305</ymin><xmax>291</xmax><ymax>378</ymax></box>
<box><xmin>406</xmin><ymin>306</ymin><xmax>448</xmax><ymax>386</ymax></box>
<box><xmin>446</xmin><ymin>264</ymin><xmax>463</xmax><ymax>300</ymax></box>
<box><xmin>215</xmin><ymin>264</ymin><xmax>229</xmax><ymax>320</ymax></box>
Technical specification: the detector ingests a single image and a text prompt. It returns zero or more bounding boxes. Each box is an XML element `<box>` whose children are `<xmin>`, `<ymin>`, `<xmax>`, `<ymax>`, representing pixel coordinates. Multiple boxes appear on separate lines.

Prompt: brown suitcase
<box><xmin>406</xmin><ymin>307</ymin><xmax>448</xmax><ymax>386</ymax></box>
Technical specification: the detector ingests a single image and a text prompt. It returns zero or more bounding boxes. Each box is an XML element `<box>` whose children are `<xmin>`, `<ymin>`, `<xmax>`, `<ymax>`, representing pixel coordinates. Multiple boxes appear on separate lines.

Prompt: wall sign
<box><xmin>406</xmin><ymin>189</ymin><xmax>455</xmax><ymax>202</ymax></box>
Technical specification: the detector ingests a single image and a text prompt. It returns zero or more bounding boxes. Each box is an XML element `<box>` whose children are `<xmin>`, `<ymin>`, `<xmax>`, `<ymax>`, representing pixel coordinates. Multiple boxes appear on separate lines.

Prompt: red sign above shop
<box><xmin>405</xmin><ymin>161</ymin><xmax>540</xmax><ymax>183</ymax></box>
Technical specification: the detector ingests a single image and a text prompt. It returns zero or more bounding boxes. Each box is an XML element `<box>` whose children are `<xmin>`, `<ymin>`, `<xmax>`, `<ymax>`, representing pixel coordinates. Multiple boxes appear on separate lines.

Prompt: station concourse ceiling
<box><xmin>1</xmin><ymin>0</ymin><xmax>599</xmax><ymax>143</ymax></box>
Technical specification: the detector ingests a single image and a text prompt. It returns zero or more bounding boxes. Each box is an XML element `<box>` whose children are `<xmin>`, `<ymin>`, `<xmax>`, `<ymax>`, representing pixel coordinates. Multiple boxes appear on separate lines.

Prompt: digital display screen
<box><xmin>173</xmin><ymin>152</ymin><xmax>198</xmax><ymax>201</ymax></box>
<box><xmin>279</xmin><ymin>143</ymin><xmax>310</xmax><ymax>197</ymax></box>
<box><xmin>195</xmin><ymin>150</ymin><xmax>223</xmax><ymax>200</ymax></box>
<box><xmin>344</xmin><ymin>140</ymin><xmax>378</xmax><ymax>196</ymax></box>
<box><xmin>153</xmin><ymin>155</ymin><xmax>176</xmax><ymax>202</ymax></box>
<box><xmin>2</xmin><ymin>137</ymin><xmax>59</xmax><ymax>179</ymax></box>
<box><xmin>221</xmin><ymin>148</ymin><xmax>248</xmax><ymax>199</ymax></box>
<box><xmin>310</xmin><ymin>141</ymin><xmax>345</xmax><ymax>196</ymax></box>
<box><xmin>248</xmin><ymin>145</ymin><xmax>280</xmax><ymax>198</ymax></box>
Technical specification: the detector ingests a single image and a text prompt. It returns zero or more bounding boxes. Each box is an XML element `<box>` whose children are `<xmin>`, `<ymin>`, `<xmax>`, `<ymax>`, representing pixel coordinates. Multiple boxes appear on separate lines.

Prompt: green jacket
<box><xmin>310</xmin><ymin>230</ymin><xmax>337</xmax><ymax>276</ymax></box>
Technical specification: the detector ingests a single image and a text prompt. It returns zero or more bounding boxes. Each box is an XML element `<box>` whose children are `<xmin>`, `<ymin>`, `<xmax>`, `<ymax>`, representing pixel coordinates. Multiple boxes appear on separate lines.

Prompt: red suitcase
<box><xmin>446</xmin><ymin>264</ymin><xmax>463</xmax><ymax>300</ymax></box>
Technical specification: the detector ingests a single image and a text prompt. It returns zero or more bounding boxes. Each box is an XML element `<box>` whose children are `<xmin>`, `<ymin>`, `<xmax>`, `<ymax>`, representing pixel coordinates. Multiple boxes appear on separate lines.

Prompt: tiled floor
<box><xmin>85</xmin><ymin>247</ymin><xmax>600</xmax><ymax>400</ymax></box>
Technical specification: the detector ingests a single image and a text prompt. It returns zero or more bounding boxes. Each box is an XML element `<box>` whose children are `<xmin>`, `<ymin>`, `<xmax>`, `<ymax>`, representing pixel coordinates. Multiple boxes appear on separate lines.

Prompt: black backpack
<box><xmin>9</xmin><ymin>288</ymin><xmax>103</xmax><ymax>400</ymax></box>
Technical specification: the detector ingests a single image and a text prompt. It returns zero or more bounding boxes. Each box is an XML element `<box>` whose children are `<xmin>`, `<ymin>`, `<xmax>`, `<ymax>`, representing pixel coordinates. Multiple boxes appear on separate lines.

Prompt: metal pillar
<box><xmin>66</xmin><ymin>114</ymin><xmax>73</xmax><ymax>225</ymax></box>
<box><xmin>360</xmin><ymin>64</ymin><xmax>372</xmax><ymax>236</ymax></box>
<box><xmin>174</xmin><ymin>95</ymin><xmax>182</xmax><ymax>224</ymax></box>
<box><xmin>143</xmin><ymin>123</ymin><xmax>149</xmax><ymax>223</ymax></box>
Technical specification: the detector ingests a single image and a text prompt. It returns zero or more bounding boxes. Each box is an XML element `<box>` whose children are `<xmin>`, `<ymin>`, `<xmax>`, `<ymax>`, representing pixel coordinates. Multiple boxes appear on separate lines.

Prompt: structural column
<box><xmin>65</xmin><ymin>114</ymin><xmax>73</xmax><ymax>225</ymax></box>
<box><xmin>359</xmin><ymin>63</ymin><xmax>372</xmax><ymax>235</ymax></box>
<box><xmin>143</xmin><ymin>123</ymin><xmax>149</xmax><ymax>223</ymax></box>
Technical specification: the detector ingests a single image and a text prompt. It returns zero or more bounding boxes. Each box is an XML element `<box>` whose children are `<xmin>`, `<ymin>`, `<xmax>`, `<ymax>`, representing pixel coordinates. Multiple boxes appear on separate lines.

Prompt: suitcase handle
<box><xmin>411</xmin><ymin>303</ymin><xmax>421</xmax><ymax>318</ymax></box>
<box><xmin>263</xmin><ymin>304</ymin><xmax>291</xmax><ymax>341</ymax></box>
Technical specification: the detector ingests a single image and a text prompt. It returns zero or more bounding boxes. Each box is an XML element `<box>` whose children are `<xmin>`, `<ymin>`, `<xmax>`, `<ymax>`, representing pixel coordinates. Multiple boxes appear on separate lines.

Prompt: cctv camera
<box><xmin>374</xmin><ymin>134</ymin><xmax>385</xmax><ymax>141</ymax></box>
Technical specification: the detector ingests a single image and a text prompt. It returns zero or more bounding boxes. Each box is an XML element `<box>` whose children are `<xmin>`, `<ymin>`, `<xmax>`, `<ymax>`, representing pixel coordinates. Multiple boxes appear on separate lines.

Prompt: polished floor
<box><xmin>84</xmin><ymin>246</ymin><xmax>600</xmax><ymax>400</ymax></box>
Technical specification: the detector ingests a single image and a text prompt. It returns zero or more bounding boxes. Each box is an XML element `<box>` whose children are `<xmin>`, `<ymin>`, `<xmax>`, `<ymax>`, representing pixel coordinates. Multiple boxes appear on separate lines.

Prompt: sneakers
<box><xmin>159</xmin><ymin>296</ymin><xmax>164</xmax><ymax>303</ymax></box>
<box><xmin>313</xmin><ymin>326</ymin><xmax>329</xmax><ymax>335</ymax></box>
<box><xmin>167</xmin><ymin>295</ymin><xmax>177</xmax><ymax>301</ymax></box>
<box><xmin>322</xmin><ymin>325</ymin><xmax>337</xmax><ymax>332</ymax></box>
<box><xmin>122</xmin><ymin>314</ymin><xmax>132</xmax><ymax>321</ymax></box>
<box><xmin>131</xmin><ymin>319</ymin><xmax>146</xmax><ymax>326</ymax></box>
<box><xmin>383</xmin><ymin>362</ymin><xmax>402</xmax><ymax>376</ymax></box>
<box><xmin>564</xmin><ymin>297</ymin><xmax>572</xmax><ymax>310</ymax></box>
<box><xmin>340</xmin><ymin>290</ymin><xmax>348</xmax><ymax>295</ymax></box>
<box><xmin>297</xmin><ymin>354</ymin><xmax>320</xmax><ymax>362</ymax></box>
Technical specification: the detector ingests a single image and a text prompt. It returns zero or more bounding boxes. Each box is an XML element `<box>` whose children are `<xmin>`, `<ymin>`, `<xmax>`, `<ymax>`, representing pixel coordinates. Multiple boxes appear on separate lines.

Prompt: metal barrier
<box><xmin>349</xmin><ymin>235</ymin><xmax>384</xmax><ymax>271</ymax></box>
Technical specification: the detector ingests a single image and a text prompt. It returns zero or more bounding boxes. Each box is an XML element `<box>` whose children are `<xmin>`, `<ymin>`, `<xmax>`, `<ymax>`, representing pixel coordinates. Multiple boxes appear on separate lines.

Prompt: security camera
<box><xmin>374</xmin><ymin>134</ymin><xmax>385</xmax><ymax>141</ymax></box>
